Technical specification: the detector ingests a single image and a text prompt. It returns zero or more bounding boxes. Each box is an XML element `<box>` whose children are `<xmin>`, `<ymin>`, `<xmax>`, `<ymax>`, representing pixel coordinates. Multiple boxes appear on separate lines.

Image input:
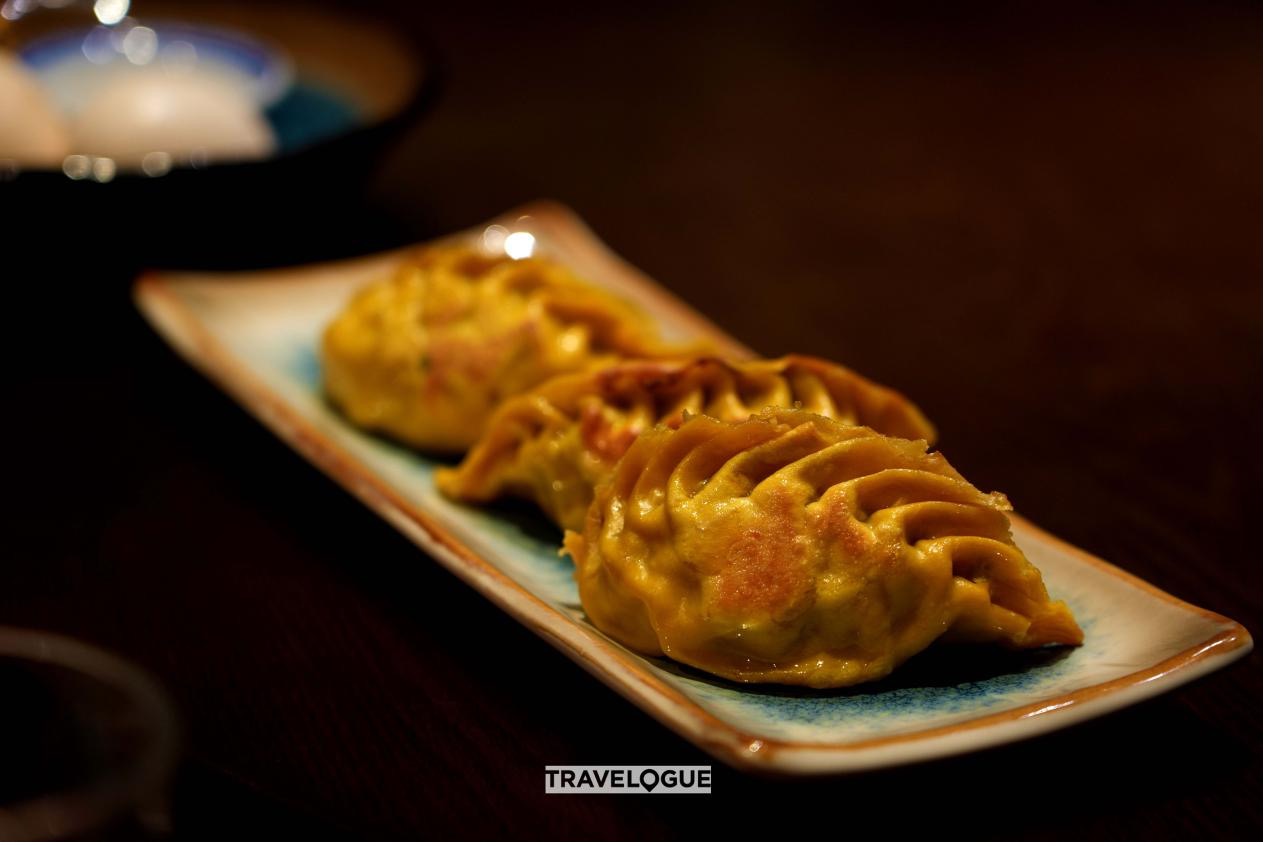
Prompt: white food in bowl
<box><xmin>70</xmin><ymin>69</ymin><xmax>276</xmax><ymax>167</ymax></box>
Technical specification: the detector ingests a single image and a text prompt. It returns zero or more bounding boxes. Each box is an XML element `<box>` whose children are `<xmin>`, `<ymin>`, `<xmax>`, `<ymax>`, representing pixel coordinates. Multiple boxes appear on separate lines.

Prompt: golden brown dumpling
<box><xmin>437</xmin><ymin>355</ymin><xmax>935</xmax><ymax>531</ymax></box>
<box><xmin>322</xmin><ymin>244</ymin><xmax>695</xmax><ymax>452</ymax></box>
<box><xmin>564</xmin><ymin>409</ymin><xmax>1082</xmax><ymax>688</ymax></box>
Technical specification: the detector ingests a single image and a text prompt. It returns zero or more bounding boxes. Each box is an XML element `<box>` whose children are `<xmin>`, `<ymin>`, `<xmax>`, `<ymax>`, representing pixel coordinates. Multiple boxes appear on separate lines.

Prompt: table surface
<box><xmin>3</xmin><ymin>0</ymin><xmax>1260</xmax><ymax>839</ymax></box>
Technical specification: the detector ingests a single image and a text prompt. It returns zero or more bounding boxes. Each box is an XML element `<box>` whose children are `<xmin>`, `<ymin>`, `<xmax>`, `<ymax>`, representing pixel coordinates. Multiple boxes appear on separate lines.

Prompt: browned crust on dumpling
<box><xmin>567</xmin><ymin>409</ymin><xmax>1082</xmax><ymax>688</ymax></box>
<box><xmin>437</xmin><ymin>355</ymin><xmax>936</xmax><ymax>530</ymax></box>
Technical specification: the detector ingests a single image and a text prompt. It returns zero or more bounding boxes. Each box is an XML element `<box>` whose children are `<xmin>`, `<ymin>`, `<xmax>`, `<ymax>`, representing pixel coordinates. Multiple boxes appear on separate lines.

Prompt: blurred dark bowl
<box><xmin>3</xmin><ymin>1</ymin><xmax>439</xmax><ymax>269</ymax></box>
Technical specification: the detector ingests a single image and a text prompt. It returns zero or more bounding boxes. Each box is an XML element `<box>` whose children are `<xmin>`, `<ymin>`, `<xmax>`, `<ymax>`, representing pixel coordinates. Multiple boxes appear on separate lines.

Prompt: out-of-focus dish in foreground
<box><xmin>0</xmin><ymin>627</ymin><xmax>178</xmax><ymax>839</ymax></box>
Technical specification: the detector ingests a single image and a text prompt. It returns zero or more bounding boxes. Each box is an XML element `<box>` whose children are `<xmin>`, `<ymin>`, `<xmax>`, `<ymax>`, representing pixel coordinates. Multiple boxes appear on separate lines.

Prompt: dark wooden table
<box><xmin>3</xmin><ymin>0</ymin><xmax>1259</xmax><ymax>838</ymax></box>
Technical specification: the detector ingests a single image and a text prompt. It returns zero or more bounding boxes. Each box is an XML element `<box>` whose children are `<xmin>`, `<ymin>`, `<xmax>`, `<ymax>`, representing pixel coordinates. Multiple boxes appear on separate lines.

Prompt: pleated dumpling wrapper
<box><xmin>437</xmin><ymin>355</ymin><xmax>935</xmax><ymax>531</ymax></box>
<box><xmin>564</xmin><ymin>409</ymin><xmax>1082</xmax><ymax>688</ymax></box>
<box><xmin>322</xmin><ymin>244</ymin><xmax>702</xmax><ymax>453</ymax></box>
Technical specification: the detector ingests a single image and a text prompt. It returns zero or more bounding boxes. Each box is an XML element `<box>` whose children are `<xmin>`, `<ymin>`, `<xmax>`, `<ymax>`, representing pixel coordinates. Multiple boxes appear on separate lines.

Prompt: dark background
<box><xmin>2</xmin><ymin>0</ymin><xmax>1260</xmax><ymax>839</ymax></box>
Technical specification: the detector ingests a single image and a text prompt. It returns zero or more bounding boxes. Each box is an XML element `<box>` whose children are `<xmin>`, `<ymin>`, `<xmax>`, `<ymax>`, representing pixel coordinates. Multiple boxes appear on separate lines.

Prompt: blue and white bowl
<box><xmin>4</xmin><ymin>5</ymin><xmax>434</xmax><ymax>179</ymax></box>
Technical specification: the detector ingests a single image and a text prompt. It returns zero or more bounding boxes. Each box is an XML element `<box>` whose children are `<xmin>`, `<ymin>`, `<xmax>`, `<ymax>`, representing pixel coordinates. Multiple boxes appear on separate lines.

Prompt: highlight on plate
<box><xmin>319</xmin><ymin>240</ymin><xmax>1083</xmax><ymax>688</ymax></box>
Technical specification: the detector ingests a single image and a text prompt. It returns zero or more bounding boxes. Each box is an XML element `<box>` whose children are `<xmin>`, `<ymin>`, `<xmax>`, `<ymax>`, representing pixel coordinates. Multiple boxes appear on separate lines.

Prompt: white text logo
<box><xmin>544</xmin><ymin>765</ymin><xmax>711</xmax><ymax>794</ymax></box>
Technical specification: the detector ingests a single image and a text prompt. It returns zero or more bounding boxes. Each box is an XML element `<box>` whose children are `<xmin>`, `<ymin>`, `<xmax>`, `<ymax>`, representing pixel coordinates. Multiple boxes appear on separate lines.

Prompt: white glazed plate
<box><xmin>134</xmin><ymin>201</ymin><xmax>1252</xmax><ymax>774</ymax></box>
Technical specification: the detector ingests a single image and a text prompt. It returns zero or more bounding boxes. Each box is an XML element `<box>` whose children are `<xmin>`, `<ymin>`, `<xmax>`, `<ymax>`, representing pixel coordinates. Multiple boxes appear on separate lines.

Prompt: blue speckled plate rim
<box><xmin>131</xmin><ymin>200</ymin><xmax>1253</xmax><ymax>774</ymax></box>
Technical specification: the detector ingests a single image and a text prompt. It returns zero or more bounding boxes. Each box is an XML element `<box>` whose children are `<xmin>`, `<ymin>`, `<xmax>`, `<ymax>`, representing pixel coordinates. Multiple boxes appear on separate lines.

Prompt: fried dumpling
<box><xmin>437</xmin><ymin>355</ymin><xmax>935</xmax><ymax>532</ymax></box>
<box><xmin>322</xmin><ymin>244</ymin><xmax>695</xmax><ymax>453</ymax></box>
<box><xmin>564</xmin><ymin>409</ymin><xmax>1082</xmax><ymax>688</ymax></box>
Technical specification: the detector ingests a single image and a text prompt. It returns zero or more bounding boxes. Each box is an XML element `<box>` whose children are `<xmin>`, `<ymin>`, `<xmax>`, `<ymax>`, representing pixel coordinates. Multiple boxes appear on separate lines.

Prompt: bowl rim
<box><xmin>0</xmin><ymin>626</ymin><xmax>180</xmax><ymax>839</ymax></box>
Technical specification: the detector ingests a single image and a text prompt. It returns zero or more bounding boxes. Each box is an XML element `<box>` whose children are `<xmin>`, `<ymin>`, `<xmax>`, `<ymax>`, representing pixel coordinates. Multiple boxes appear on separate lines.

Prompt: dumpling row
<box><xmin>320</xmin><ymin>242</ymin><xmax>1082</xmax><ymax>688</ymax></box>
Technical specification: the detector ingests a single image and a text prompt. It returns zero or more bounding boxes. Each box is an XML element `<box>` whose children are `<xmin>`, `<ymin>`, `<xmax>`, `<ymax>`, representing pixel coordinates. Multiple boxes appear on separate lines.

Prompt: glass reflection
<box><xmin>61</xmin><ymin>153</ymin><xmax>90</xmax><ymax>179</ymax></box>
<box><xmin>92</xmin><ymin>0</ymin><xmax>128</xmax><ymax>26</ymax></box>
<box><xmin>140</xmin><ymin>149</ymin><xmax>171</xmax><ymax>176</ymax></box>
<box><xmin>120</xmin><ymin>25</ymin><xmax>156</xmax><ymax>65</ymax></box>
<box><xmin>504</xmin><ymin>231</ymin><xmax>535</xmax><ymax>260</ymax></box>
<box><xmin>481</xmin><ymin>224</ymin><xmax>508</xmax><ymax>254</ymax></box>
<box><xmin>90</xmin><ymin>155</ymin><xmax>114</xmax><ymax>181</ymax></box>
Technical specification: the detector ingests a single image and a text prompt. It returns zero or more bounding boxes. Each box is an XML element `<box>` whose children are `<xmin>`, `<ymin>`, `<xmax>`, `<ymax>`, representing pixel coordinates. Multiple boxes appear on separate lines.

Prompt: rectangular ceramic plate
<box><xmin>135</xmin><ymin>201</ymin><xmax>1251</xmax><ymax>775</ymax></box>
